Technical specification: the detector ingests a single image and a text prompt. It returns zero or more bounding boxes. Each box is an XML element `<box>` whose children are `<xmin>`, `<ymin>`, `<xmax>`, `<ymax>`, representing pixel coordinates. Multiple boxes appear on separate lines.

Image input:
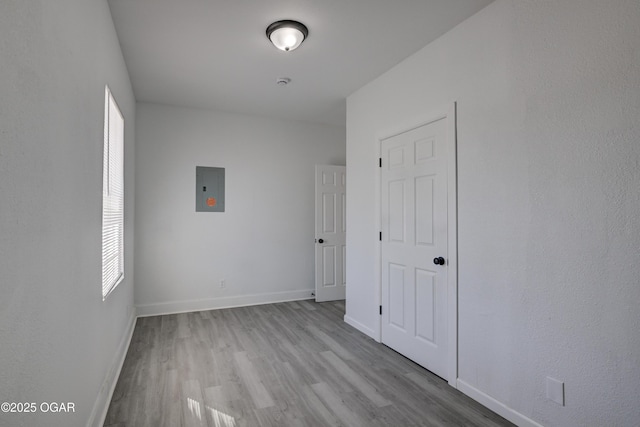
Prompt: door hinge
<box><xmin>379</xmin><ymin>305</ymin><xmax>382</xmax><ymax>315</ymax></box>
<box><xmin>379</xmin><ymin>231</ymin><xmax>382</xmax><ymax>241</ymax></box>
<box><xmin>379</xmin><ymin>158</ymin><xmax>382</xmax><ymax>168</ymax></box>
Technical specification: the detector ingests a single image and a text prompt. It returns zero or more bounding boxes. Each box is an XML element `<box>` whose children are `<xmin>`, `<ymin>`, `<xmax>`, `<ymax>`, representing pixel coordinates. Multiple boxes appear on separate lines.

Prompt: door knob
<box><xmin>318</xmin><ymin>239</ymin><xmax>324</xmax><ymax>244</ymax></box>
<box><xmin>433</xmin><ymin>257</ymin><xmax>445</xmax><ymax>265</ymax></box>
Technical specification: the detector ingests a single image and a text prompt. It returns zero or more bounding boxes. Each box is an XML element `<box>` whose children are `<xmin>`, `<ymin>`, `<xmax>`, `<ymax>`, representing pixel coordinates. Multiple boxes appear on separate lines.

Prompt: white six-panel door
<box><xmin>380</xmin><ymin>118</ymin><xmax>449</xmax><ymax>379</ymax></box>
<box><xmin>315</xmin><ymin>165</ymin><xmax>346</xmax><ymax>302</ymax></box>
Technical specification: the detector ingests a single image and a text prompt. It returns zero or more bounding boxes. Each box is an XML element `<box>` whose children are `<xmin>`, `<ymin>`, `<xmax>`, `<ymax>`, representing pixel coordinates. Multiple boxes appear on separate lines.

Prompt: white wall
<box><xmin>0</xmin><ymin>1</ymin><xmax>136</xmax><ymax>426</ymax></box>
<box><xmin>135</xmin><ymin>103</ymin><xmax>345</xmax><ymax>315</ymax></box>
<box><xmin>346</xmin><ymin>1</ymin><xmax>640</xmax><ymax>426</ymax></box>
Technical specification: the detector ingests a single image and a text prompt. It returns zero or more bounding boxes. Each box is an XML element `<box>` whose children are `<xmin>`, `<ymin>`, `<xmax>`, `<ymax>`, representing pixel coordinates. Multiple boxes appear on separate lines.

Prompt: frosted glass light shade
<box><xmin>266</xmin><ymin>20</ymin><xmax>308</xmax><ymax>52</ymax></box>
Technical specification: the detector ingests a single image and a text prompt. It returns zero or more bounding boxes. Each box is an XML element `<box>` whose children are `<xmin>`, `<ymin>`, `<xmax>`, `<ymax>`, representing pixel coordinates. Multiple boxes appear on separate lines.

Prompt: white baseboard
<box><xmin>87</xmin><ymin>312</ymin><xmax>137</xmax><ymax>427</ymax></box>
<box><xmin>457</xmin><ymin>379</ymin><xmax>543</xmax><ymax>427</ymax></box>
<box><xmin>344</xmin><ymin>314</ymin><xmax>377</xmax><ymax>340</ymax></box>
<box><xmin>136</xmin><ymin>289</ymin><xmax>315</xmax><ymax>317</ymax></box>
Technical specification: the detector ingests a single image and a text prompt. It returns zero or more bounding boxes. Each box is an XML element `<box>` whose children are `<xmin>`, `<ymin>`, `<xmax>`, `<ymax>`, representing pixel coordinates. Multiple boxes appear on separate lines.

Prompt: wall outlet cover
<box><xmin>546</xmin><ymin>377</ymin><xmax>565</xmax><ymax>406</ymax></box>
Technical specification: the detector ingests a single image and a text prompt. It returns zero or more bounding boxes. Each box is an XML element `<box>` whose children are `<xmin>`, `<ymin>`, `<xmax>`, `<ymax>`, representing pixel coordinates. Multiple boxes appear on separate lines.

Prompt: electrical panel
<box><xmin>196</xmin><ymin>166</ymin><xmax>225</xmax><ymax>212</ymax></box>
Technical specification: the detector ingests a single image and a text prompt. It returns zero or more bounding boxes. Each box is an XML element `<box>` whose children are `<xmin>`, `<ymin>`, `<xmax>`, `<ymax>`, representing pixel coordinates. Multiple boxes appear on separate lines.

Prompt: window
<box><xmin>102</xmin><ymin>86</ymin><xmax>124</xmax><ymax>300</ymax></box>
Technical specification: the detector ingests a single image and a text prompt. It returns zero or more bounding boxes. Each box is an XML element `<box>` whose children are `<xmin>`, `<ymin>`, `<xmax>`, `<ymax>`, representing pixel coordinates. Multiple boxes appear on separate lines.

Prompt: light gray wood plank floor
<box><xmin>104</xmin><ymin>300</ymin><xmax>514</xmax><ymax>427</ymax></box>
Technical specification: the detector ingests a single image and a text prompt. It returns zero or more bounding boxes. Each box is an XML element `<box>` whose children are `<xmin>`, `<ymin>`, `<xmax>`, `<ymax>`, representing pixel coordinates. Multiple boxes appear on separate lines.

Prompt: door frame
<box><xmin>375</xmin><ymin>102</ymin><xmax>458</xmax><ymax>387</ymax></box>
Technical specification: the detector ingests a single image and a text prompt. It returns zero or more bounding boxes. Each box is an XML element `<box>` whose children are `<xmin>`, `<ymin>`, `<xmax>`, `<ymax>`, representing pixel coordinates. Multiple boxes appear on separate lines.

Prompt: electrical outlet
<box><xmin>546</xmin><ymin>377</ymin><xmax>564</xmax><ymax>406</ymax></box>
<box><xmin>220</xmin><ymin>279</ymin><xmax>226</xmax><ymax>288</ymax></box>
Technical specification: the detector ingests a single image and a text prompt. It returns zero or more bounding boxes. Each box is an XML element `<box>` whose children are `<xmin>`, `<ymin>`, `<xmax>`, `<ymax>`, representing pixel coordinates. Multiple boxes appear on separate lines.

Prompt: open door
<box><xmin>315</xmin><ymin>165</ymin><xmax>346</xmax><ymax>302</ymax></box>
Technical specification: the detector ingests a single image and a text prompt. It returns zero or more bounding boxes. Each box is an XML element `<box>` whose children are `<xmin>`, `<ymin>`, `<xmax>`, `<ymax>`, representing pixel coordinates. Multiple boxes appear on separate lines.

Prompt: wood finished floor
<box><xmin>104</xmin><ymin>300</ymin><xmax>514</xmax><ymax>427</ymax></box>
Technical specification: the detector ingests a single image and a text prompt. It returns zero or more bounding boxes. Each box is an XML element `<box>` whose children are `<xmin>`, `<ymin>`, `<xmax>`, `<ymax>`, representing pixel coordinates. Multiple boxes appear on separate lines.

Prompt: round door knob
<box><xmin>318</xmin><ymin>239</ymin><xmax>324</xmax><ymax>244</ymax></box>
<box><xmin>433</xmin><ymin>257</ymin><xmax>445</xmax><ymax>265</ymax></box>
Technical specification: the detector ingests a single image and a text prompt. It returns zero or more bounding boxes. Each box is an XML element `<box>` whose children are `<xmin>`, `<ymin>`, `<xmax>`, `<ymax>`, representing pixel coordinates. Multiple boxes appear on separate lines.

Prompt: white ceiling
<box><xmin>107</xmin><ymin>0</ymin><xmax>494</xmax><ymax>127</ymax></box>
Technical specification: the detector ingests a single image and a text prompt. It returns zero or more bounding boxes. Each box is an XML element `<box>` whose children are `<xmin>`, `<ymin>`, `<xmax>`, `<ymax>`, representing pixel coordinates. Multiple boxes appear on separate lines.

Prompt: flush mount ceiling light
<box><xmin>266</xmin><ymin>20</ymin><xmax>308</xmax><ymax>52</ymax></box>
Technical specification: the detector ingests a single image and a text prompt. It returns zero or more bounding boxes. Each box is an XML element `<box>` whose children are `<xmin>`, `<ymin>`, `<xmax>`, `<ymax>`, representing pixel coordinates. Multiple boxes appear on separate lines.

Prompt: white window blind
<box><xmin>102</xmin><ymin>86</ymin><xmax>124</xmax><ymax>300</ymax></box>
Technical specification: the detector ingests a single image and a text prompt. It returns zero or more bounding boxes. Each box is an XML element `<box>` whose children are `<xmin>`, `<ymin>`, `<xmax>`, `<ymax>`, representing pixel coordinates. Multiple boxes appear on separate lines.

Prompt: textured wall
<box><xmin>134</xmin><ymin>103</ymin><xmax>345</xmax><ymax>314</ymax></box>
<box><xmin>346</xmin><ymin>1</ymin><xmax>640</xmax><ymax>426</ymax></box>
<box><xmin>0</xmin><ymin>1</ymin><xmax>136</xmax><ymax>426</ymax></box>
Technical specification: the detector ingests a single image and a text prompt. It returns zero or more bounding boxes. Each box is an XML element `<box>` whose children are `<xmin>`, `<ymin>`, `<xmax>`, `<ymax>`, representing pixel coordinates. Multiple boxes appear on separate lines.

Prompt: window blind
<box><xmin>102</xmin><ymin>86</ymin><xmax>124</xmax><ymax>300</ymax></box>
